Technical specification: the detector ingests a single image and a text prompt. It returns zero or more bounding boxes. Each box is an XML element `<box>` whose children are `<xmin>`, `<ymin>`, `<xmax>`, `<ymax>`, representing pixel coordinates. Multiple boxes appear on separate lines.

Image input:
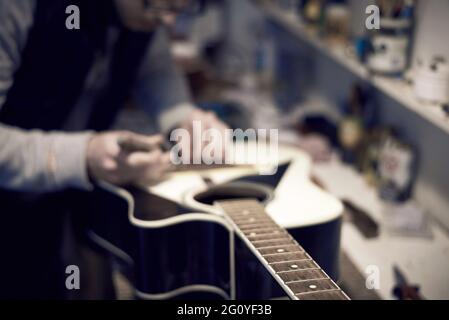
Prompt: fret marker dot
<box><xmin>250</xmin><ymin>232</ymin><xmax>256</xmax><ymax>236</ymax></box>
<box><xmin>277</xmin><ymin>249</ymin><xmax>285</xmax><ymax>253</ymax></box>
<box><xmin>290</xmin><ymin>264</ymin><xmax>298</xmax><ymax>269</ymax></box>
<box><xmin>249</xmin><ymin>218</ymin><xmax>255</xmax><ymax>222</ymax></box>
<box><xmin>242</xmin><ymin>210</ymin><xmax>250</xmax><ymax>215</ymax></box>
<box><xmin>309</xmin><ymin>285</ymin><xmax>317</xmax><ymax>290</ymax></box>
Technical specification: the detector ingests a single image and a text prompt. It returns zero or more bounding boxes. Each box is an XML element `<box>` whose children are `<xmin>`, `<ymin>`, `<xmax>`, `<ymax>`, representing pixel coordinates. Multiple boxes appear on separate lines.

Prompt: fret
<box><xmin>222</xmin><ymin>202</ymin><xmax>263</xmax><ymax>210</ymax></box>
<box><xmin>239</xmin><ymin>223</ymin><xmax>276</xmax><ymax>231</ymax></box>
<box><xmin>278</xmin><ymin>268</ymin><xmax>326</xmax><ymax>283</ymax></box>
<box><xmin>232</xmin><ymin>218</ymin><xmax>273</xmax><ymax>226</ymax></box>
<box><xmin>232</xmin><ymin>213</ymin><xmax>273</xmax><ymax>221</ymax></box>
<box><xmin>231</xmin><ymin>213</ymin><xmax>276</xmax><ymax>223</ymax></box>
<box><xmin>222</xmin><ymin>208</ymin><xmax>276</xmax><ymax>222</ymax></box>
<box><xmin>229</xmin><ymin>213</ymin><xmax>267</xmax><ymax>221</ymax></box>
<box><xmin>224</xmin><ymin>208</ymin><xmax>261</xmax><ymax>217</ymax></box>
<box><xmin>287</xmin><ymin>278</ymin><xmax>339</xmax><ymax>295</ymax></box>
<box><xmin>217</xmin><ymin>199</ymin><xmax>349</xmax><ymax>300</ymax></box>
<box><xmin>253</xmin><ymin>238</ymin><xmax>296</xmax><ymax>249</ymax></box>
<box><xmin>296</xmin><ymin>290</ymin><xmax>348</xmax><ymax>300</ymax></box>
<box><xmin>264</xmin><ymin>252</ymin><xmax>309</xmax><ymax>264</ymax></box>
<box><xmin>250</xmin><ymin>231</ymin><xmax>290</xmax><ymax>241</ymax></box>
<box><xmin>236</xmin><ymin>219</ymin><xmax>275</xmax><ymax>228</ymax></box>
<box><xmin>259</xmin><ymin>245</ymin><xmax>304</xmax><ymax>255</ymax></box>
<box><xmin>247</xmin><ymin>232</ymin><xmax>289</xmax><ymax>242</ymax></box>
<box><xmin>242</xmin><ymin>227</ymin><xmax>285</xmax><ymax>236</ymax></box>
<box><xmin>270</xmin><ymin>260</ymin><xmax>318</xmax><ymax>273</ymax></box>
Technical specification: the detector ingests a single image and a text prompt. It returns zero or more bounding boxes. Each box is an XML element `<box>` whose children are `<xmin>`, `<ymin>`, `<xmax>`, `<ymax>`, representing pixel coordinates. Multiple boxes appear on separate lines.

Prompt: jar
<box><xmin>367</xmin><ymin>18</ymin><xmax>412</xmax><ymax>76</ymax></box>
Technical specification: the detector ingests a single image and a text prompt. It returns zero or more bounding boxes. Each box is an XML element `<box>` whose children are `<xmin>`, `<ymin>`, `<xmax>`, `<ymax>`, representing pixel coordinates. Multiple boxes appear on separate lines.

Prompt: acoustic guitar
<box><xmin>87</xmin><ymin>143</ymin><xmax>348</xmax><ymax>300</ymax></box>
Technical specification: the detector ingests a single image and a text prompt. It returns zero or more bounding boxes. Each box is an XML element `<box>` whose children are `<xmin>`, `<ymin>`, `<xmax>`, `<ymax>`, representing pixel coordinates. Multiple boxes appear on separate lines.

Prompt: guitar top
<box><xmin>147</xmin><ymin>144</ymin><xmax>344</xmax><ymax>229</ymax></box>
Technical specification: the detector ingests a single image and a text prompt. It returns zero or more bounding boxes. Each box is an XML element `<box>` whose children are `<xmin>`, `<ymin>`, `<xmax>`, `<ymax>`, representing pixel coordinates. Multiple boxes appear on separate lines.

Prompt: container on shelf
<box><xmin>413</xmin><ymin>57</ymin><xmax>449</xmax><ymax>105</ymax></box>
<box><xmin>367</xmin><ymin>18</ymin><xmax>412</xmax><ymax>76</ymax></box>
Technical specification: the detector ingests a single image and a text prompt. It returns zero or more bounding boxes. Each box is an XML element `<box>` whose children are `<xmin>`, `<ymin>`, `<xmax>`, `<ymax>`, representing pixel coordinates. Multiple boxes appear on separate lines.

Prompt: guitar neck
<box><xmin>217</xmin><ymin>199</ymin><xmax>349</xmax><ymax>300</ymax></box>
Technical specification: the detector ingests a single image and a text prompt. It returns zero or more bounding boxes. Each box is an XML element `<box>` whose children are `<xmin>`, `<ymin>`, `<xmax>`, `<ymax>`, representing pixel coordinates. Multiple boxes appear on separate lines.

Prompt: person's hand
<box><xmin>114</xmin><ymin>0</ymin><xmax>176</xmax><ymax>32</ymax></box>
<box><xmin>86</xmin><ymin>131</ymin><xmax>170</xmax><ymax>186</ymax></box>
<box><xmin>178</xmin><ymin>108</ymin><xmax>230</xmax><ymax>164</ymax></box>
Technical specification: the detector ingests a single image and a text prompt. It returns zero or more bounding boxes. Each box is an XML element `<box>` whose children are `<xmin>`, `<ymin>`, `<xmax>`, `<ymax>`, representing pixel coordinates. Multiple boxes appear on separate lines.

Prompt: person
<box><xmin>0</xmin><ymin>0</ymin><xmax>227</xmax><ymax>299</ymax></box>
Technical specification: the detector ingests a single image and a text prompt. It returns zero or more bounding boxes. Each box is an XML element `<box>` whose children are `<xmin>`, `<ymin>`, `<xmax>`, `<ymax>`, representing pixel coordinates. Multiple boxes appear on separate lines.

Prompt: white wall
<box><xmin>406</xmin><ymin>0</ymin><xmax>449</xmax><ymax>228</ymax></box>
<box><xmin>412</xmin><ymin>0</ymin><xmax>449</xmax><ymax>65</ymax></box>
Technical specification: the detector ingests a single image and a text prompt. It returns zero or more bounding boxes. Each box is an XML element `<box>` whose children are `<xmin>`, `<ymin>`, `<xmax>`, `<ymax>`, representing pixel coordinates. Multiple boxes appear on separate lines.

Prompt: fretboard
<box><xmin>217</xmin><ymin>199</ymin><xmax>349</xmax><ymax>300</ymax></box>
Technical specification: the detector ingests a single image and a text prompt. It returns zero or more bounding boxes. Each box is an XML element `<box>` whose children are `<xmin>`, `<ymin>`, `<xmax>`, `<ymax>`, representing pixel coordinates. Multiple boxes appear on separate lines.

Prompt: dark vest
<box><xmin>0</xmin><ymin>0</ymin><xmax>152</xmax><ymax>298</ymax></box>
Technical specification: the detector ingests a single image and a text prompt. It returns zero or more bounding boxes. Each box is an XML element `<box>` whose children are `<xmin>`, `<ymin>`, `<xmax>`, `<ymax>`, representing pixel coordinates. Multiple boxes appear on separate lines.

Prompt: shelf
<box><xmin>258</xmin><ymin>3</ymin><xmax>449</xmax><ymax>135</ymax></box>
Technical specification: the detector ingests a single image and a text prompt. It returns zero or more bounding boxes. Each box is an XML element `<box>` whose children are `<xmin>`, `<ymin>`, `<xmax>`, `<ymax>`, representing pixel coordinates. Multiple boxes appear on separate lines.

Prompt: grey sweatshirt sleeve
<box><xmin>0</xmin><ymin>0</ymin><xmax>93</xmax><ymax>192</ymax></box>
<box><xmin>0</xmin><ymin>125</ymin><xmax>93</xmax><ymax>192</ymax></box>
<box><xmin>0</xmin><ymin>0</ymin><xmax>35</xmax><ymax>106</ymax></box>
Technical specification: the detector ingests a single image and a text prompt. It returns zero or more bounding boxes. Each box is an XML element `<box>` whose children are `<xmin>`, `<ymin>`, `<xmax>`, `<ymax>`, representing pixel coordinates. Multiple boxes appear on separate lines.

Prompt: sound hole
<box><xmin>193</xmin><ymin>182</ymin><xmax>274</xmax><ymax>206</ymax></box>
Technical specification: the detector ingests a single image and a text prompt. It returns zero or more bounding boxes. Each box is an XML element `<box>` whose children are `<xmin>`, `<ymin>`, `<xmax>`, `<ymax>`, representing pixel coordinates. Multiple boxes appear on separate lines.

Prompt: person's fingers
<box><xmin>125</xmin><ymin>149</ymin><xmax>163</xmax><ymax>167</ymax></box>
<box><xmin>129</xmin><ymin>133</ymin><xmax>163</xmax><ymax>146</ymax></box>
<box><xmin>118</xmin><ymin>133</ymin><xmax>164</xmax><ymax>154</ymax></box>
<box><xmin>135</xmin><ymin>152</ymin><xmax>172</xmax><ymax>186</ymax></box>
<box><xmin>116</xmin><ymin>149</ymin><xmax>168</xmax><ymax>184</ymax></box>
<box><xmin>160</xmin><ymin>152</ymin><xmax>172</xmax><ymax>165</ymax></box>
<box><xmin>156</xmin><ymin>155</ymin><xmax>172</xmax><ymax>174</ymax></box>
<box><xmin>127</xmin><ymin>150</ymin><xmax>171</xmax><ymax>173</ymax></box>
<box><xmin>131</xmin><ymin>134</ymin><xmax>164</xmax><ymax>149</ymax></box>
<box><xmin>92</xmin><ymin>132</ymin><xmax>121</xmax><ymax>159</ymax></box>
<box><xmin>145</xmin><ymin>134</ymin><xmax>164</xmax><ymax>146</ymax></box>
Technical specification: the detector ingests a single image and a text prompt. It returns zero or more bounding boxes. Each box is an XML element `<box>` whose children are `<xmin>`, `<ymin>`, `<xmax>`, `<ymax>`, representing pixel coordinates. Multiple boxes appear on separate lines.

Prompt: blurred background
<box><xmin>2</xmin><ymin>0</ymin><xmax>449</xmax><ymax>301</ymax></box>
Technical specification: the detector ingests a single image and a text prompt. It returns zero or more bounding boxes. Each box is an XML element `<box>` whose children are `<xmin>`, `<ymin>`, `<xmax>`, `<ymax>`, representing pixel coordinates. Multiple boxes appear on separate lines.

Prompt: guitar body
<box><xmin>89</xmin><ymin>186</ymin><xmax>233</xmax><ymax>300</ymax></box>
<box><xmin>87</xmin><ymin>144</ymin><xmax>344</xmax><ymax>299</ymax></box>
